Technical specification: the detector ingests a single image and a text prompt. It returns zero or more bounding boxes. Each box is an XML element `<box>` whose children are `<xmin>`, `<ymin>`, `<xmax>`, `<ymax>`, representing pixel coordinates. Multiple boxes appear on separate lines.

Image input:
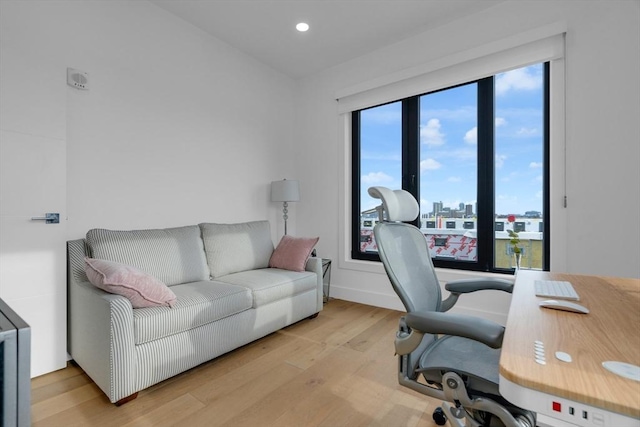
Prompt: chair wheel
<box><xmin>433</xmin><ymin>407</ymin><xmax>447</xmax><ymax>426</ymax></box>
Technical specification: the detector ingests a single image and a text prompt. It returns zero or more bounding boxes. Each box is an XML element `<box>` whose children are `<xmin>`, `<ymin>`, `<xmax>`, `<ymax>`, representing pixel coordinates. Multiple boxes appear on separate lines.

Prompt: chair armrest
<box><xmin>445</xmin><ymin>278</ymin><xmax>514</xmax><ymax>294</ymax></box>
<box><xmin>405</xmin><ymin>311</ymin><xmax>505</xmax><ymax>349</ymax></box>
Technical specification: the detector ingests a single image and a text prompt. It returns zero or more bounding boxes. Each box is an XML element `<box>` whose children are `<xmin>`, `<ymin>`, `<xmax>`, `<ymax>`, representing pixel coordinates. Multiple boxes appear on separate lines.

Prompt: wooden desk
<box><xmin>499</xmin><ymin>271</ymin><xmax>640</xmax><ymax>424</ymax></box>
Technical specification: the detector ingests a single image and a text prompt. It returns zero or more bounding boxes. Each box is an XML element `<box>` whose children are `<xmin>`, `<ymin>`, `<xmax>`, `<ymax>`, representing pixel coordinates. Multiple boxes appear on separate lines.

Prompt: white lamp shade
<box><xmin>271</xmin><ymin>179</ymin><xmax>300</xmax><ymax>202</ymax></box>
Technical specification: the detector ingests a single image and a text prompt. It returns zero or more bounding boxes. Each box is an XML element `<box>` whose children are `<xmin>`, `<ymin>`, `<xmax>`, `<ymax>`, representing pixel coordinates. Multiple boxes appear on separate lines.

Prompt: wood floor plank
<box><xmin>31</xmin><ymin>370</ymin><xmax>93</xmax><ymax>405</ymax></box>
<box><xmin>182</xmin><ymin>363</ymin><xmax>303</xmax><ymax>425</ymax></box>
<box><xmin>222</xmin><ymin>345</ymin><xmax>368</xmax><ymax>427</ymax></box>
<box><xmin>369</xmin><ymin>388</ymin><xmax>434</xmax><ymax>427</ymax></box>
<box><xmin>344</xmin><ymin>309</ymin><xmax>402</xmax><ymax>353</ymax></box>
<box><xmin>120</xmin><ymin>393</ymin><xmax>206</xmax><ymax>427</ymax></box>
<box><xmin>31</xmin><ymin>363</ymin><xmax>84</xmax><ymax>390</ymax></box>
<box><xmin>31</xmin><ymin>383</ymin><xmax>103</xmax><ymax>423</ymax></box>
<box><xmin>31</xmin><ymin>300</ymin><xmax>443</xmax><ymax>427</ymax></box>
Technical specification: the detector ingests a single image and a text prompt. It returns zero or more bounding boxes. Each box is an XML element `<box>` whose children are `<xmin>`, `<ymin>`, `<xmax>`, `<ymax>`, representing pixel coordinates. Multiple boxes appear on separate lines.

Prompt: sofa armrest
<box><xmin>68</xmin><ymin>279</ymin><xmax>137</xmax><ymax>403</ymax></box>
<box><xmin>305</xmin><ymin>257</ymin><xmax>324</xmax><ymax>312</ymax></box>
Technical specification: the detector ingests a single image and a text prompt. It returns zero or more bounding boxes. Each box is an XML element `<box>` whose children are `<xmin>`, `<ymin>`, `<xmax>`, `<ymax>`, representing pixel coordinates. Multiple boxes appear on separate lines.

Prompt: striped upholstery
<box><xmin>132</xmin><ymin>281</ymin><xmax>252</xmax><ymax>345</ymax></box>
<box><xmin>86</xmin><ymin>226</ymin><xmax>210</xmax><ymax>286</ymax></box>
<box><xmin>200</xmin><ymin>221</ymin><xmax>274</xmax><ymax>278</ymax></box>
<box><xmin>67</xmin><ymin>239</ymin><xmax>91</xmax><ymax>286</ymax></box>
<box><xmin>217</xmin><ymin>268</ymin><xmax>317</xmax><ymax>308</ymax></box>
<box><xmin>134</xmin><ymin>291</ymin><xmax>318</xmax><ymax>393</ymax></box>
<box><xmin>67</xmin><ymin>222</ymin><xmax>323</xmax><ymax>404</ymax></box>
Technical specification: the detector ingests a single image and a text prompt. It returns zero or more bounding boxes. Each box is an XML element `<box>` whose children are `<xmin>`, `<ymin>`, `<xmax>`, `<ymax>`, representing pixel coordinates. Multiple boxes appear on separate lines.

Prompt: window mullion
<box><xmin>543</xmin><ymin>62</ymin><xmax>551</xmax><ymax>271</ymax></box>
<box><xmin>402</xmin><ymin>96</ymin><xmax>420</xmax><ymax>227</ymax></box>
<box><xmin>477</xmin><ymin>77</ymin><xmax>495</xmax><ymax>271</ymax></box>
<box><xmin>351</xmin><ymin>111</ymin><xmax>364</xmax><ymax>260</ymax></box>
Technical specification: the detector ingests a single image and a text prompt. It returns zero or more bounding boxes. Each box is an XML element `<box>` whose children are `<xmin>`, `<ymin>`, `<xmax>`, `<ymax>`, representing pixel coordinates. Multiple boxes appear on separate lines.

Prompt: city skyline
<box><xmin>360</xmin><ymin>63</ymin><xmax>544</xmax><ymax>217</ymax></box>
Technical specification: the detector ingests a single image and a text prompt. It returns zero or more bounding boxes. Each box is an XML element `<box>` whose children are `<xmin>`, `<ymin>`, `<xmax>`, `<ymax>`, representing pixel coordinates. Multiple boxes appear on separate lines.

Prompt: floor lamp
<box><xmin>271</xmin><ymin>179</ymin><xmax>300</xmax><ymax>235</ymax></box>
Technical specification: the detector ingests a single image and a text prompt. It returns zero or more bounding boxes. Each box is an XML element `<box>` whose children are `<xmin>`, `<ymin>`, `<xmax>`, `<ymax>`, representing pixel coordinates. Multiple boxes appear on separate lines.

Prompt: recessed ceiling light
<box><xmin>296</xmin><ymin>22</ymin><xmax>309</xmax><ymax>32</ymax></box>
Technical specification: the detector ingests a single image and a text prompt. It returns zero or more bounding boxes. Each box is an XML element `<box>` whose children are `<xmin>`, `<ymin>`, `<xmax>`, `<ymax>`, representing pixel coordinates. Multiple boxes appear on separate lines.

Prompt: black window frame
<box><xmin>351</xmin><ymin>63</ymin><xmax>551</xmax><ymax>273</ymax></box>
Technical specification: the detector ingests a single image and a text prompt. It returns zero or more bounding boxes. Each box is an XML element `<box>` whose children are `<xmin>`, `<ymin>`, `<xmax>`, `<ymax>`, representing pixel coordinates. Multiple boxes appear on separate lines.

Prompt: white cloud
<box><xmin>464</xmin><ymin>120</ymin><xmax>504</xmax><ymax>145</ymax></box>
<box><xmin>495</xmin><ymin>67</ymin><xmax>542</xmax><ymax>96</ymax></box>
<box><xmin>495</xmin><ymin>154</ymin><xmax>507</xmax><ymax>169</ymax></box>
<box><xmin>517</xmin><ymin>127</ymin><xmax>538</xmax><ymax>136</ymax></box>
<box><xmin>447</xmin><ymin>176</ymin><xmax>462</xmax><ymax>182</ymax></box>
<box><xmin>535</xmin><ymin>175</ymin><xmax>543</xmax><ymax>183</ymax></box>
<box><xmin>420</xmin><ymin>118</ymin><xmax>445</xmax><ymax>147</ymax></box>
<box><xmin>464</xmin><ymin>127</ymin><xmax>477</xmax><ymax>145</ymax></box>
<box><xmin>361</xmin><ymin>171</ymin><xmax>394</xmax><ymax>185</ymax></box>
<box><xmin>420</xmin><ymin>158</ymin><xmax>442</xmax><ymax>171</ymax></box>
<box><xmin>529</xmin><ymin>162</ymin><xmax>543</xmax><ymax>169</ymax></box>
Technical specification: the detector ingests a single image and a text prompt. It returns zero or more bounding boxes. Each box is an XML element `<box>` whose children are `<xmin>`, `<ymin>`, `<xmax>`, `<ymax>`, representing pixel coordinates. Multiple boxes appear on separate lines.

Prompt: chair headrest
<box><xmin>368</xmin><ymin>187</ymin><xmax>419</xmax><ymax>222</ymax></box>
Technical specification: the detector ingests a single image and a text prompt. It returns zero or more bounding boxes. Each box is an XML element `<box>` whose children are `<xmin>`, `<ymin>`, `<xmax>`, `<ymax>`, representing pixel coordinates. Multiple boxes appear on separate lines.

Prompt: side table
<box><xmin>321</xmin><ymin>258</ymin><xmax>332</xmax><ymax>303</ymax></box>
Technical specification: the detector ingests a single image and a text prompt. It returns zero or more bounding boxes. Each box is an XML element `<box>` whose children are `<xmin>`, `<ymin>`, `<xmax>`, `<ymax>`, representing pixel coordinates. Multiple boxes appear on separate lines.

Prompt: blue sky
<box><xmin>360</xmin><ymin>63</ymin><xmax>544</xmax><ymax>216</ymax></box>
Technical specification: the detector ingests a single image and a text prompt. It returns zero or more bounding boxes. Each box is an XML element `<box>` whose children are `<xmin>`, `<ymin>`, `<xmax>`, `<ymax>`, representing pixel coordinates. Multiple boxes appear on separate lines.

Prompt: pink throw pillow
<box><xmin>84</xmin><ymin>257</ymin><xmax>177</xmax><ymax>308</ymax></box>
<box><xmin>269</xmin><ymin>235</ymin><xmax>319</xmax><ymax>272</ymax></box>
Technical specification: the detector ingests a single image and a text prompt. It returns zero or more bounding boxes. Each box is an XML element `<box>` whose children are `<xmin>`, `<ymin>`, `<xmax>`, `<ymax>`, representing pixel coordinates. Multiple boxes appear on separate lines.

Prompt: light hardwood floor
<box><xmin>31</xmin><ymin>300</ymin><xmax>443</xmax><ymax>427</ymax></box>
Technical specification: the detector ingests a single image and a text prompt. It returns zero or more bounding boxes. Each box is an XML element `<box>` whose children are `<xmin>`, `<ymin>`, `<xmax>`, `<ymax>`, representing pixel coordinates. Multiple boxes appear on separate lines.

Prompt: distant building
<box><xmin>465</xmin><ymin>204</ymin><xmax>473</xmax><ymax>217</ymax></box>
<box><xmin>433</xmin><ymin>201</ymin><xmax>443</xmax><ymax>217</ymax></box>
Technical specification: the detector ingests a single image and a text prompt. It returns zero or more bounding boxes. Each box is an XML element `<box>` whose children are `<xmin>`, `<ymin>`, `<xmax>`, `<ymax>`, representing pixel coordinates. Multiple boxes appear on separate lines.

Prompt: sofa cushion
<box><xmin>84</xmin><ymin>257</ymin><xmax>177</xmax><ymax>308</ymax></box>
<box><xmin>132</xmin><ymin>281</ymin><xmax>252</xmax><ymax>345</ymax></box>
<box><xmin>199</xmin><ymin>221</ymin><xmax>274</xmax><ymax>279</ymax></box>
<box><xmin>217</xmin><ymin>268</ymin><xmax>317</xmax><ymax>308</ymax></box>
<box><xmin>269</xmin><ymin>235</ymin><xmax>319</xmax><ymax>272</ymax></box>
<box><xmin>86</xmin><ymin>225</ymin><xmax>210</xmax><ymax>287</ymax></box>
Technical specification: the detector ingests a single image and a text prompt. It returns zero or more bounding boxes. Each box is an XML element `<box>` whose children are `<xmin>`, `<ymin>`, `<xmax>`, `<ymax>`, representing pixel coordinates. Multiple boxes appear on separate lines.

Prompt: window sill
<box><xmin>338</xmin><ymin>257</ymin><xmax>514</xmax><ymax>282</ymax></box>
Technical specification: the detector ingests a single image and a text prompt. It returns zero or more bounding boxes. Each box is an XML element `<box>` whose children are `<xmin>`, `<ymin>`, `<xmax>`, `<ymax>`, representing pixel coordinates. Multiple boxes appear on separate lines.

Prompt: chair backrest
<box><xmin>368</xmin><ymin>187</ymin><xmax>442</xmax><ymax>313</ymax></box>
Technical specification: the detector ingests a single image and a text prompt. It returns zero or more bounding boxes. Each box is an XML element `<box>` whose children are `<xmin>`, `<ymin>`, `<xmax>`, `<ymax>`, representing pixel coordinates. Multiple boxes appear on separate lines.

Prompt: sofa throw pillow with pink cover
<box><xmin>85</xmin><ymin>257</ymin><xmax>177</xmax><ymax>308</ymax></box>
<box><xmin>269</xmin><ymin>235</ymin><xmax>319</xmax><ymax>272</ymax></box>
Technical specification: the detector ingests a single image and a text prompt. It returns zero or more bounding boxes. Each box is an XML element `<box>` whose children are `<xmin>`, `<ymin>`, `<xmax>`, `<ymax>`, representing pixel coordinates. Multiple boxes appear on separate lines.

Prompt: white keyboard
<box><xmin>534</xmin><ymin>280</ymin><xmax>580</xmax><ymax>301</ymax></box>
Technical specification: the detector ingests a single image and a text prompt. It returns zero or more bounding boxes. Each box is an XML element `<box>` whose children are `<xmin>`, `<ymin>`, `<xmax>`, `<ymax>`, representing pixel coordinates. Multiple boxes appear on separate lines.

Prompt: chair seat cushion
<box><xmin>217</xmin><ymin>268</ymin><xmax>317</xmax><ymax>308</ymax></box>
<box><xmin>132</xmin><ymin>281</ymin><xmax>252</xmax><ymax>345</ymax></box>
<box><xmin>417</xmin><ymin>335</ymin><xmax>501</xmax><ymax>396</ymax></box>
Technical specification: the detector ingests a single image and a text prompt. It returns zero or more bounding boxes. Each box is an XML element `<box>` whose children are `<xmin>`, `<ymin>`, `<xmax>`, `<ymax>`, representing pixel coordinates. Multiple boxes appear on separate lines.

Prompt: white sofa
<box><xmin>67</xmin><ymin>221</ymin><xmax>323</xmax><ymax>404</ymax></box>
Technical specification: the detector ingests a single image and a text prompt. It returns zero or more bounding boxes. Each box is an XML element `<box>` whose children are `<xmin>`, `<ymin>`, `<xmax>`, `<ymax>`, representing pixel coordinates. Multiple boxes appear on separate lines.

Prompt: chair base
<box><xmin>437</xmin><ymin>401</ymin><xmax>535</xmax><ymax>427</ymax></box>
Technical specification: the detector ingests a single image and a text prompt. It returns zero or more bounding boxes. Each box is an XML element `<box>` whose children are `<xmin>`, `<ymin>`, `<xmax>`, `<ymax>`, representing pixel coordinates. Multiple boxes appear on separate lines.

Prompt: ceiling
<box><xmin>150</xmin><ymin>0</ymin><xmax>503</xmax><ymax>79</ymax></box>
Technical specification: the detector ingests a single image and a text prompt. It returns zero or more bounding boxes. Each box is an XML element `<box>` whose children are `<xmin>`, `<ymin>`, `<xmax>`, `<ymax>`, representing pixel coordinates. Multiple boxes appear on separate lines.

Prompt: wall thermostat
<box><xmin>67</xmin><ymin>68</ymin><xmax>89</xmax><ymax>90</ymax></box>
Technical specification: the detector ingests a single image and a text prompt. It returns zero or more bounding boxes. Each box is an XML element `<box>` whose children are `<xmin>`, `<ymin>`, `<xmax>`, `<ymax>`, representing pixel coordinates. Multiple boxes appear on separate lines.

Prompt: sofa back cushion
<box><xmin>86</xmin><ymin>225</ymin><xmax>210</xmax><ymax>286</ymax></box>
<box><xmin>199</xmin><ymin>221</ymin><xmax>274</xmax><ymax>279</ymax></box>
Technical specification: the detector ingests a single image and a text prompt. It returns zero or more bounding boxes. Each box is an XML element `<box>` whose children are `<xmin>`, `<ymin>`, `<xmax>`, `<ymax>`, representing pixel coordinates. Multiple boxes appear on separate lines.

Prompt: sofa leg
<box><xmin>115</xmin><ymin>392</ymin><xmax>138</xmax><ymax>406</ymax></box>
<box><xmin>308</xmin><ymin>312</ymin><xmax>319</xmax><ymax>319</ymax></box>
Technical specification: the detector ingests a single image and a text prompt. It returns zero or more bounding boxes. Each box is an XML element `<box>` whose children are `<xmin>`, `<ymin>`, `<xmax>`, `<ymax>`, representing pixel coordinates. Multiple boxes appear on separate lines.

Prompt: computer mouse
<box><xmin>539</xmin><ymin>299</ymin><xmax>590</xmax><ymax>314</ymax></box>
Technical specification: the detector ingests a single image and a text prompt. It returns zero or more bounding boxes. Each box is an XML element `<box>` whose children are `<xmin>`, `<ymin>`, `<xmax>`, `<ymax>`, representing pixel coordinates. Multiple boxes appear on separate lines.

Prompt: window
<box><xmin>352</xmin><ymin>63</ymin><xmax>550</xmax><ymax>273</ymax></box>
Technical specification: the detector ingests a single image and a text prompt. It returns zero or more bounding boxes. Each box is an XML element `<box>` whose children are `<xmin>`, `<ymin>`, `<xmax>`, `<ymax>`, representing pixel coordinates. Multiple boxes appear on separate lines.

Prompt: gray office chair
<box><xmin>368</xmin><ymin>187</ymin><xmax>535</xmax><ymax>427</ymax></box>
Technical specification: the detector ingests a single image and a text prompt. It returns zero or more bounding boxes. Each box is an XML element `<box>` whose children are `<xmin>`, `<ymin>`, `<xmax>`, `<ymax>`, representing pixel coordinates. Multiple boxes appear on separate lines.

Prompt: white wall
<box><xmin>293</xmin><ymin>0</ymin><xmax>640</xmax><ymax>320</ymax></box>
<box><xmin>63</xmin><ymin>1</ymin><xmax>297</xmax><ymax>236</ymax></box>
<box><xmin>1</xmin><ymin>0</ymin><xmax>299</xmax><ymax>244</ymax></box>
<box><xmin>0</xmin><ymin>0</ymin><xmax>296</xmax><ymax>376</ymax></box>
